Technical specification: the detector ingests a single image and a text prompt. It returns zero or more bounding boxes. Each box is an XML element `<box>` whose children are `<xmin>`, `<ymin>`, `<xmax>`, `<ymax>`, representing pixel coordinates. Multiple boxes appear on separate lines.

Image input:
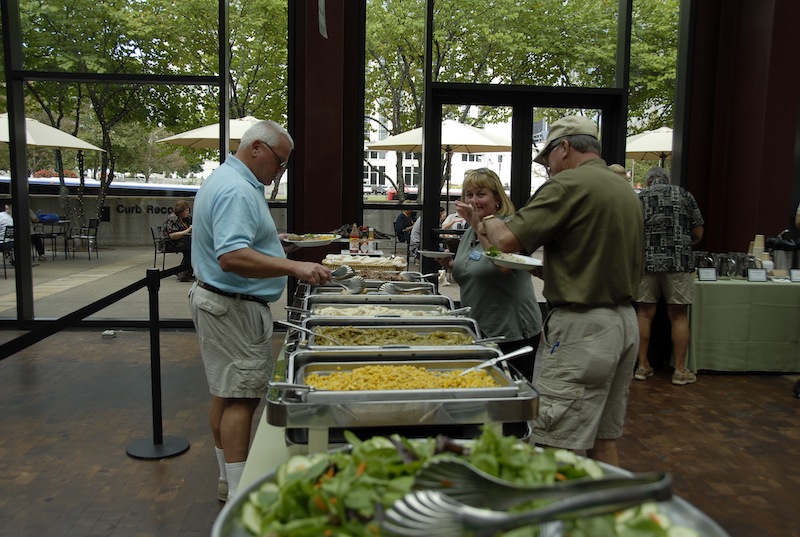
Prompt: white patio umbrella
<box><xmin>157</xmin><ymin>116</ymin><xmax>264</xmax><ymax>150</ymax></box>
<box><xmin>625</xmin><ymin>126</ymin><xmax>673</xmax><ymax>166</ymax></box>
<box><xmin>367</xmin><ymin>119</ymin><xmax>512</xmax><ymax>154</ymax></box>
<box><xmin>367</xmin><ymin>120</ymin><xmax>512</xmax><ymax>210</ymax></box>
<box><xmin>0</xmin><ymin>113</ymin><xmax>103</xmax><ymax>151</ymax></box>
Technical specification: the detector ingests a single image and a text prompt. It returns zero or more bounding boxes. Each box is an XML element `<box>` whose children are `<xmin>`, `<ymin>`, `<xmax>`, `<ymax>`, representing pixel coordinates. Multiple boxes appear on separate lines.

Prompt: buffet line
<box><xmin>214</xmin><ymin>254</ymin><xmax>731</xmax><ymax>537</ymax></box>
<box><xmin>269</xmin><ymin>253</ymin><xmax>540</xmax><ymax>453</ymax></box>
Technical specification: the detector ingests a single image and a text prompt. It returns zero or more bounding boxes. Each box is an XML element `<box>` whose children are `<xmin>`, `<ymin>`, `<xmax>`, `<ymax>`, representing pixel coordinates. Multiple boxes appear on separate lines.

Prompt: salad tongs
<box><xmin>382</xmin><ymin>458</ymin><xmax>671</xmax><ymax>537</ymax></box>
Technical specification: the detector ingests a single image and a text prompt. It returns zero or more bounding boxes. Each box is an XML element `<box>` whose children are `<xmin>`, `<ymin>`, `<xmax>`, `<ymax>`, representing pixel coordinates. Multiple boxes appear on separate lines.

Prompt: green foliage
<box><xmin>8</xmin><ymin>0</ymin><xmax>678</xmax><ymax>196</ymax></box>
<box><xmin>365</xmin><ymin>0</ymin><xmax>680</xmax><ymax>134</ymax></box>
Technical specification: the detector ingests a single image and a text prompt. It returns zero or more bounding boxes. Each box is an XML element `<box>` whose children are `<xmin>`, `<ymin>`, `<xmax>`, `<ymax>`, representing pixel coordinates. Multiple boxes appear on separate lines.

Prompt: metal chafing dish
<box><xmin>295</xmin><ymin>316</ymin><xmax>481</xmax><ymax>348</ymax></box>
<box><xmin>302</xmin><ymin>292</ymin><xmax>455</xmax><ymax>311</ymax></box>
<box><xmin>309</xmin><ymin>280</ymin><xmax>436</xmax><ymax>295</ymax></box>
<box><xmin>291</xmin><ymin>359</ymin><xmax>518</xmax><ymax>402</ymax></box>
<box><xmin>306</xmin><ymin>301</ymin><xmax>453</xmax><ymax>317</ymax></box>
<box><xmin>268</xmin><ymin>346</ymin><xmax>538</xmax><ymax>451</ymax></box>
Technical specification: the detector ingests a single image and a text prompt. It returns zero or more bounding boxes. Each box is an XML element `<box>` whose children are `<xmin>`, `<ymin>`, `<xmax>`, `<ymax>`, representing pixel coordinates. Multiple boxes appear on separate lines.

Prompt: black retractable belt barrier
<box><xmin>126</xmin><ymin>268</ymin><xmax>190</xmax><ymax>460</ymax></box>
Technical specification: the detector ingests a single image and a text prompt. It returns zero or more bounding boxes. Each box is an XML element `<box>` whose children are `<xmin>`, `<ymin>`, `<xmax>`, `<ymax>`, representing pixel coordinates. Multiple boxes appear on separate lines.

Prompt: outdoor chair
<box><xmin>32</xmin><ymin>222</ymin><xmax>58</xmax><ymax>261</ymax></box>
<box><xmin>151</xmin><ymin>225</ymin><xmax>178</xmax><ymax>269</ymax></box>
<box><xmin>2</xmin><ymin>226</ymin><xmax>15</xmax><ymax>279</ymax></box>
<box><xmin>67</xmin><ymin>218</ymin><xmax>100</xmax><ymax>259</ymax></box>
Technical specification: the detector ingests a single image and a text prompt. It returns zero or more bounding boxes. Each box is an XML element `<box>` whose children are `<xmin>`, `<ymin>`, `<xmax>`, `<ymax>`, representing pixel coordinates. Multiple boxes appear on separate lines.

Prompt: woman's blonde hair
<box><xmin>462</xmin><ymin>168</ymin><xmax>515</xmax><ymax>217</ymax></box>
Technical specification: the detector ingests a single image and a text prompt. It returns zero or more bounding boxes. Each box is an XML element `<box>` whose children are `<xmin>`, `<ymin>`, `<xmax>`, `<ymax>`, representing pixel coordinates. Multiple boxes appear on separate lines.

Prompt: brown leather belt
<box><xmin>196</xmin><ymin>281</ymin><xmax>270</xmax><ymax>307</ymax></box>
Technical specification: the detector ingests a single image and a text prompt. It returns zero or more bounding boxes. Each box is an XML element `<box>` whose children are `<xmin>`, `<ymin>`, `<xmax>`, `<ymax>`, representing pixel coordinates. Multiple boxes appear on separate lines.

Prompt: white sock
<box><xmin>215</xmin><ymin>447</ymin><xmax>227</xmax><ymax>480</ymax></box>
<box><xmin>225</xmin><ymin>461</ymin><xmax>246</xmax><ymax>500</ymax></box>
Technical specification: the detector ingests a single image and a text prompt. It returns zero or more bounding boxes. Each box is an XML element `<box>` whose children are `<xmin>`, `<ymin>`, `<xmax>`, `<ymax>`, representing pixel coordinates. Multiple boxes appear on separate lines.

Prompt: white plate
<box><xmin>419</xmin><ymin>250</ymin><xmax>455</xmax><ymax>259</ymax></box>
<box><xmin>483</xmin><ymin>252</ymin><xmax>543</xmax><ymax>270</ymax></box>
<box><xmin>284</xmin><ymin>234</ymin><xmax>340</xmax><ymax>247</ymax></box>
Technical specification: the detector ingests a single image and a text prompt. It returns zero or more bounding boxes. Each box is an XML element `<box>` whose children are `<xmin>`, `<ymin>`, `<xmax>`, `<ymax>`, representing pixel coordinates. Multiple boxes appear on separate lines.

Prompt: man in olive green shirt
<box><xmin>455</xmin><ymin>116</ymin><xmax>644</xmax><ymax>466</ymax></box>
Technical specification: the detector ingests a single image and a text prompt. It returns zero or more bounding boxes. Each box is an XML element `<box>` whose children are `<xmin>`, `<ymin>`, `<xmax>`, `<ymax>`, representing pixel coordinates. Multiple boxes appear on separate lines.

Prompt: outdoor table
<box><xmin>688</xmin><ymin>278</ymin><xmax>800</xmax><ymax>372</ymax></box>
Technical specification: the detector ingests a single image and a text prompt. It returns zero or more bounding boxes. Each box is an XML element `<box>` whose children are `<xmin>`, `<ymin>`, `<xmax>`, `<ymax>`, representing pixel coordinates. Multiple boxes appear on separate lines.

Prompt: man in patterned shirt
<box><xmin>635</xmin><ymin>166</ymin><xmax>704</xmax><ymax>386</ymax></box>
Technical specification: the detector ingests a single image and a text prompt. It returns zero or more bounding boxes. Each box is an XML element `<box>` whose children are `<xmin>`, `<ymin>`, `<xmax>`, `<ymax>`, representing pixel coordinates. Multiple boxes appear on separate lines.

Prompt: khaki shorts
<box><xmin>638</xmin><ymin>271</ymin><xmax>694</xmax><ymax>304</ymax></box>
<box><xmin>532</xmin><ymin>304</ymin><xmax>638</xmax><ymax>451</ymax></box>
<box><xmin>189</xmin><ymin>284</ymin><xmax>275</xmax><ymax>399</ymax></box>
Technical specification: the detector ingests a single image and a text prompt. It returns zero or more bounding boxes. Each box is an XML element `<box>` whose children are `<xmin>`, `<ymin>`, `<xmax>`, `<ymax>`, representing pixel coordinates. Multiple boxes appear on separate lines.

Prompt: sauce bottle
<box><xmin>349</xmin><ymin>222</ymin><xmax>360</xmax><ymax>253</ymax></box>
<box><xmin>367</xmin><ymin>227</ymin><xmax>376</xmax><ymax>253</ymax></box>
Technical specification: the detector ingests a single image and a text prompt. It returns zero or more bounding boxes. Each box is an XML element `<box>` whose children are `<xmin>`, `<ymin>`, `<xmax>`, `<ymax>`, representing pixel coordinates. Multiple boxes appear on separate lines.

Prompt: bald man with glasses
<box><xmin>189</xmin><ymin>120</ymin><xmax>332</xmax><ymax>502</ymax></box>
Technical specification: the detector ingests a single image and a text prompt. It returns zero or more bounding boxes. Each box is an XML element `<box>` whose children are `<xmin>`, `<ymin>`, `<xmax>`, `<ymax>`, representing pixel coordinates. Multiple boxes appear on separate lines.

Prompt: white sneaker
<box><xmin>38</xmin><ymin>255</ymin><xmax>47</xmax><ymax>261</ymax></box>
<box><xmin>672</xmin><ymin>370</ymin><xmax>697</xmax><ymax>385</ymax></box>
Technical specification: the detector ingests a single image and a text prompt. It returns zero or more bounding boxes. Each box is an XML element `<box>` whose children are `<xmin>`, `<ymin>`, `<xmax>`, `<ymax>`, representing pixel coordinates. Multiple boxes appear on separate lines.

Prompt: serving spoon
<box><xmin>399</xmin><ymin>271</ymin><xmax>439</xmax><ymax>281</ymax></box>
<box><xmin>331</xmin><ymin>265</ymin><xmax>355</xmax><ymax>279</ymax></box>
<box><xmin>378</xmin><ymin>282</ymin><xmax>431</xmax><ymax>294</ymax></box>
<box><xmin>458</xmin><ymin>345</ymin><xmax>533</xmax><ymax>376</ymax></box>
<box><xmin>276</xmin><ymin>320</ymin><xmax>344</xmax><ymax>346</ymax></box>
<box><xmin>329</xmin><ymin>275</ymin><xmax>365</xmax><ymax>294</ymax></box>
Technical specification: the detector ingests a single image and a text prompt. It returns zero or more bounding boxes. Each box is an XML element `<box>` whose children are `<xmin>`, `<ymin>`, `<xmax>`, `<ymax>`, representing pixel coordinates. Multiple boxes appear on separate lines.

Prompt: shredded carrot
<box><xmin>329</xmin><ymin>496</ymin><xmax>338</xmax><ymax>505</ymax></box>
<box><xmin>324</xmin><ymin>529</ymin><xmax>333</xmax><ymax>537</ymax></box>
<box><xmin>649</xmin><ymin>512</ymin><xmax>662</xmax><ymax>525</ymax></box>
<box><xmin>314</xmin><ymin>495</ymin><xmax>326</xmax><ymax>511</ymax></box>
<box><xmin>356</xmin><ymin>460</ymin><xmax>367</xmax><ymax>476</ymax></box>
<box><xmin>555</xmin><ymin>472</ymin><xmax>567</xmax><ymax>481</ymax></box>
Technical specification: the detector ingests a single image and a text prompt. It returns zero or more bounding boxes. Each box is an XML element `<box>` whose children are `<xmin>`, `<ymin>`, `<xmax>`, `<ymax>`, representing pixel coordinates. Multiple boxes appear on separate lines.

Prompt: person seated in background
<box><xmin>441</xmin><ymin>211</ymin><xmax>466</xmax><ymax>230</ymax></box>
<box><xmin>0</xmin><ymin>205</ymin><xmax>14</xmax><ymax>263</ymax></box>
<box><xmin>394</xmin><ymin>203</ymin><xmax>415</xmax><ymax>242</ymax></box>
<box><xmin>162</xmin><ymin>199</ymin><xmax>194</xmax><ymax>281</ymax></box>
<box><xmin>29</xmin><ymin>210</ymin><xmax>46</xmax><ymax>261</ymax></box>
<box><xmin>408</xmin><ymin>216</ymin><xmax>422</xmax><ymax>263</ymax></box>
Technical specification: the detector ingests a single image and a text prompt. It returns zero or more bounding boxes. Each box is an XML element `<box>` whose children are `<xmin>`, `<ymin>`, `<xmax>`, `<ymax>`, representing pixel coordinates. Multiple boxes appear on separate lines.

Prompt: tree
<box><xmin>17</xmin><ymin>0</ymin><xmax>290</xmax><ymax>221</ymax></box>
<box><xmin>20</xmin><ymin>0</ymin><xmax>153</xmax><ymax>224</ymax></box>
<box><xmin>364</xmin><ymin>0</ymin><xmax>682</xmax><ymax>190</ymax></box>
<box><xmin>112</xmin><ymin>123</ymin><xmax>195</xmax><ymax>182</ymax></box>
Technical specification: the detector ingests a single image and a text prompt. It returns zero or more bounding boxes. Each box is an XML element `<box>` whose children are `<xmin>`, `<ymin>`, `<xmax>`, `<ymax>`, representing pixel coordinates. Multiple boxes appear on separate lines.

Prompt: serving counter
<box><xmin>688</xmin><ymin>279</ymin><xmax>800</xmax><ymax>372</ymax></box>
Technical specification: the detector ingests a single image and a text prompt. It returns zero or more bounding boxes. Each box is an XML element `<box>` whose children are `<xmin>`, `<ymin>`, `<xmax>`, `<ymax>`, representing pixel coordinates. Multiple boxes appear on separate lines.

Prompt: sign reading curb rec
<box><xmin>116</xmin><ymin>204</ymin><xmax>174</xmax><ymax>214</ymax></box>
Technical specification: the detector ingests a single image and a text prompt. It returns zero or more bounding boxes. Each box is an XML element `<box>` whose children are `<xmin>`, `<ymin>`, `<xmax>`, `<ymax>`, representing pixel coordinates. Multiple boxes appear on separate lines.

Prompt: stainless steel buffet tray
<box><xmin>309</xmin><ymin>280</ymin><xmax>436</xmax><ymax>296</ymax></box>
<box><xmin>302</xmin><ymin>293</ymin><xmax>455</xmax><ymax>311</ymax></box>
<box><xmin>297</xmin><ymin>316</ymin><xmax>481</xmax><ymax>348</ymax></box>
<box><xmin>267</xmin><ymin>380</ymin><xmax>538</xmax><ymax>430</ymax></box>
<box><xmin>268</xmin><ymin>346</ymin><xmax>539</xmax><ymax>451</ymax></box>
<box><xmin>307</xmin><ymin>302</ymin><xmax>452</xmax><ymax>317</ymax></box>
<box><xmin>292</xmin><ymin>359</ymin><xmax>518</xmax><ymax>402</ymax></box>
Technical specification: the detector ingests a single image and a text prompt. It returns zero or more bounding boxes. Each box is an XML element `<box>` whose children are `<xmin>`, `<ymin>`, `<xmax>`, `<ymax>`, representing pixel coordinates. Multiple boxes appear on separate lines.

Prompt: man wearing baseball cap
<box><xmin>455</xmin><ymin>115</ymin><xmax>644</xmax><ymax>466</ymax></box>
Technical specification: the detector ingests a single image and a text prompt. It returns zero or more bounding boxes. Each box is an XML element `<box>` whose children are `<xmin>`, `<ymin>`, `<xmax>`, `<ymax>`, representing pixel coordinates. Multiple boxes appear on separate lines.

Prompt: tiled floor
<box><xmin>0</xmin><ymin>329</ymin><xmax>798</xmax><ymax>536</ymax></box>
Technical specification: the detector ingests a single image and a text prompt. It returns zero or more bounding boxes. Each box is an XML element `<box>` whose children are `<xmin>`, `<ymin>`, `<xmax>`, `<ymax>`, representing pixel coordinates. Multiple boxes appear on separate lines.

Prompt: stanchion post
<box><xmin>126</xmin><ymin>268</ymin><xmax>190</xmax><ymax>460</ymax></box>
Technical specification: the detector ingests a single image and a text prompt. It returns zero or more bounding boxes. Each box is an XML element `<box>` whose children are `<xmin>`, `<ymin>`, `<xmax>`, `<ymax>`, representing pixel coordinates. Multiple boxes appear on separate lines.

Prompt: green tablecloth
<box><xmin>689</xmin><ymin>279</ymin><xmax>800</xmax><ymax>372</ymax></box>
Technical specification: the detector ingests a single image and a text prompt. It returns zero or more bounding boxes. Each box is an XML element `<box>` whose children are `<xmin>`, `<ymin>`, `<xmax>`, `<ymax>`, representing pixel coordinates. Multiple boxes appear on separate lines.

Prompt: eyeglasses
<box><xmin>541</xmin><ymin>139</ymin><xmax>566</xmax><ymax>168</ymax></box>
<box><xmin>261</xmin><ymin>141</ymin><xmax>289</xmax><ymax>170</ymax></box>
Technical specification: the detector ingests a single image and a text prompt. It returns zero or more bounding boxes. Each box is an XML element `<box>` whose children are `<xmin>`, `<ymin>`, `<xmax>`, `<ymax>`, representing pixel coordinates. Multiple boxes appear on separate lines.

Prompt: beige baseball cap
<box><xmin>534</xmin><ymin>115</ymin><xmax>599</xmax><ymax>165</ymax></box>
